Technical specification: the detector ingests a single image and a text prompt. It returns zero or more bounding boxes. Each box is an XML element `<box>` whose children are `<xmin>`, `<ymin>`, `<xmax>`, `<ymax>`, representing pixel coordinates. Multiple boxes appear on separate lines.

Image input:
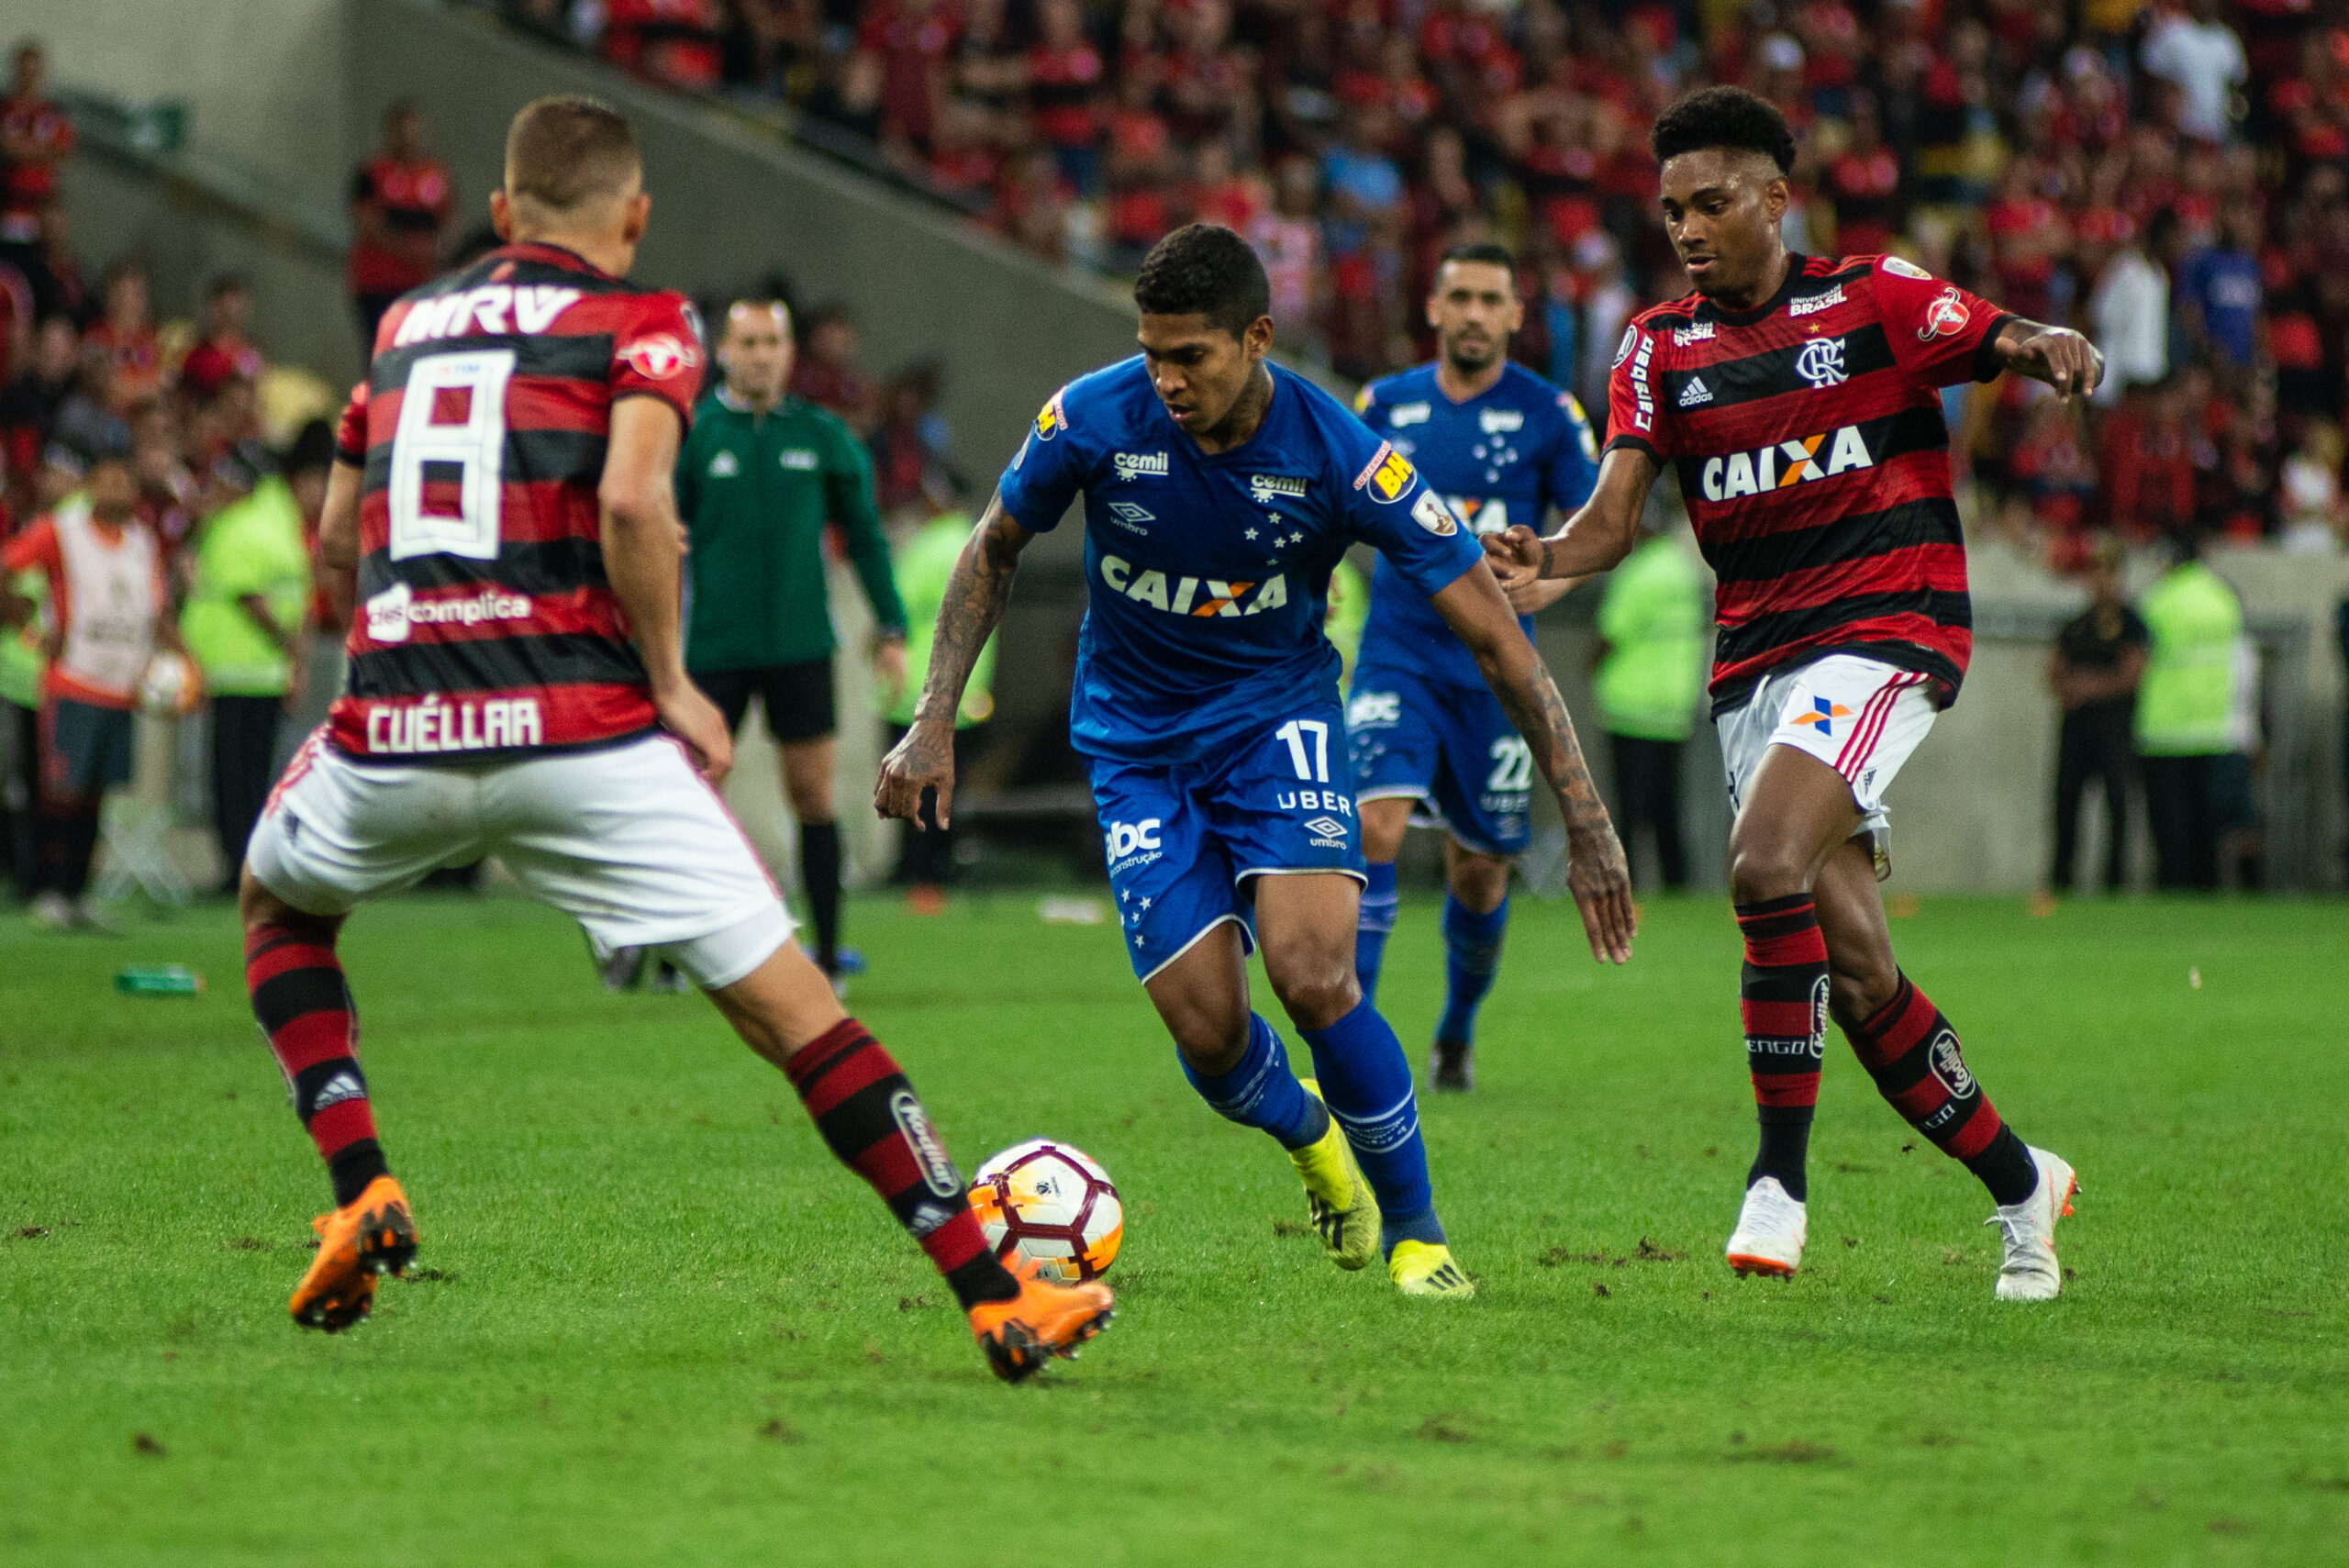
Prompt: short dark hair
<box><xmin>505</xmin><ymin>95</ymin><xmax>640</xmax><ymax>215</ymax></box>
<box><xmin>1134</xmin><ymin>224</ymin><xmax>1271</xmax><ymax>339</ymax></box>
<box><xmin>1436</xmin><ymin>241</ymin><xmax>1517</xmax><ymax>283</ymax></box>
<box><xmin>1651</xmin><ymin>86</ymin><xmax>1796</xmax><ymax>175</ymax></box>
<box><xmin>284</xmin><ymin>417</ymin><xmax>338</xmax><ymax>478</ymax></box>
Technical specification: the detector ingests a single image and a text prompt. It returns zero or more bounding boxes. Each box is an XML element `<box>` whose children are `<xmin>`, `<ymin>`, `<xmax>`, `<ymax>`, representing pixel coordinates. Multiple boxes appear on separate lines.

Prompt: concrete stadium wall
<box><xmin>0</xmin><ymin>0</ymin><xmax>348</xmax><ymax>206</ymax></box>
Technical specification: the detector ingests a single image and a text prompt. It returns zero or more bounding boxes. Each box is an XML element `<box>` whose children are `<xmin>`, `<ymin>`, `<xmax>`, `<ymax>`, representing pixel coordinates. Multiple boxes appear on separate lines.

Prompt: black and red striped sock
<box><xmin>1846</xmin><ymin>974</ymin><xmax>2038</xmax><ymax>1206</ymax></box>
<box><xmin>784</xmin><ymin>1018</ymin><xmax>1020</xmax><ymax>1309</ymax></box>
<box><xmin>245</xmin><ymin>920</ymin><xmax>388</xmax><ymax>1207</ymax></box>
<box><xmin>1737</xmin><ymin>894</ymin><xmax>1830</xmax><ymax>1201</ymax></box>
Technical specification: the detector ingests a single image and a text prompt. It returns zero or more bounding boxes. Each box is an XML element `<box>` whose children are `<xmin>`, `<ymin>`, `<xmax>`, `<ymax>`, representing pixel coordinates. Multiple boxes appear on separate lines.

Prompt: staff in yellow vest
<box><xmin>2133</xmin><ymin>536</ymin><xmax>2243</xmax><ymax>890</ymax></box>
<box><xmin>885</xmin><ymin>482</ymin><xmax>995</xmax><ymax>913</ymax></box>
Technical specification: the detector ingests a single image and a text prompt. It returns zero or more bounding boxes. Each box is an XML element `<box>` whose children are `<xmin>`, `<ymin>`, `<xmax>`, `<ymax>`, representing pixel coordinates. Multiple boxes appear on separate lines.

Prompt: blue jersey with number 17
<box><xmin>1353</xmin><ymin>361</ymin><xmax>1598</xmax><ymax>690</ymax></box>
<box><xmin>996</xmin><ymin>356</ymin><xmax>1484</xmax><ymax>767</ymax></box>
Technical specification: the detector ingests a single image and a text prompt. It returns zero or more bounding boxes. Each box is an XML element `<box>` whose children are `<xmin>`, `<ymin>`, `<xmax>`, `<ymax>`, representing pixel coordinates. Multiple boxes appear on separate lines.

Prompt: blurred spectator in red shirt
<box><xmin>868</xmin><ymin>359</ymin><xmax>949</xmax><ymax>517</ymax></box>
<box><xmin>602</xmin><ymin>0</ymin><xmax>728</xmax><ymax>90</ymax></box>
<box><xmin>2104</xmin><ymin>376</ymin><xmax>2202</xmax><ymax>540</ymax></box>
<box><xmin>0</xmin><ymin>42</ymin><xmax>72</xmax><ymax>249</ymax></box>
<box><xmin>1823</xmin><ymin>92</ymin><xmax>1900</xmax><ymax>255</ymax></box>
<box><xmin>0</xmin><ymin>311</ymin><xmax>73</xmax><ymax>516</ymax></box>
<box><xmin>348</xmin><ymin>101</ymin><xmax>453</xmax><ymax>353</ymax></box>
<box><xmin>2009</xmin><ymin>394</ymin><xmax>2102</xmax><ymax>538</ymax></box>
<box><xmin>1250</xmin><ymin>157</ymin><xmax>1324</xmax><ymax>355</ymax></box>
<box><xmin>790</xmin><ymin>303</ymin><xmax>878</xmax><ymax>435</ymax></box>
<box><xmin>177</xmin><ymin>272</ymin><xmax>265</xmax><ymax>404</ymax></box>
<box><xmin>1029</xmin><ymin>0</ymin><xmax>1105</xmax><ymax>197</ymax></box>
<box><xmin>83</xmin><ymin>262</ymin><xmax>159</xmax><ymax>414</ymax></box>
<box><xmin>858</xmin><ymin>0</ymin><xmax>963</xmax><ymax>158</ymax></box>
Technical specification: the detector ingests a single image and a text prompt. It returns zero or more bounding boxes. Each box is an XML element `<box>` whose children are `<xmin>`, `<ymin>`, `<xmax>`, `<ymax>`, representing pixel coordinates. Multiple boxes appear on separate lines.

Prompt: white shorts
<box><xmin>1716</xmin><ymin>654</ymin><xmax>1940</xmax><ymax>846</ymax></box>
<box><xmin>248</xmin><ymin>729</ymin><xmax>793</xmax><ymax>989</ymax></box>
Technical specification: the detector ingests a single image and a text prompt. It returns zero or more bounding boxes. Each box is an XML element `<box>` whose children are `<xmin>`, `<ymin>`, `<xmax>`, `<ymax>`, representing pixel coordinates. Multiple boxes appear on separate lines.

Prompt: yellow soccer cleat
<box><xmin>289</xmin><ymin>1174</ymin><xmax>417</xmax><ymax>1333</ymax></box>
<box><xmin>1290</xmin><ymin>1079</ymin><xmax>1380</xmax><ymax>1271</ymax></box>
<box><xmin>1388</xmin><ymin>1240</ymin><xmax>1475</xmax><ymax>1299</ymax></box>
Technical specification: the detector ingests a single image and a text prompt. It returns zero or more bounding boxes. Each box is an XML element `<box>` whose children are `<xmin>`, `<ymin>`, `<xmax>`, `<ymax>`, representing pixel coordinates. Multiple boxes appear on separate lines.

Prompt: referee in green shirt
<box><xmin>681</xmin><ymin>300</ymin><xmax>908</xmax><ymax>983</ymax></box>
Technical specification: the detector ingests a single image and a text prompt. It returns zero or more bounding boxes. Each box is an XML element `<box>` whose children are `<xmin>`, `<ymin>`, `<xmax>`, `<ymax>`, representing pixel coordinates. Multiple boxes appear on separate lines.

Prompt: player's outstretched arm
<box><xmin>1429</xmin><ymin>562</ymin><xmax>1635</xmax><ymax>964</ymax></box>
<box><xmin>602</xmin><ymin>395</ymin><xmax>733</xmax><ymax>783</ymax></box>
<box><xmin>1989</xmin><ymin>317</ymin><xmax>2104</xmax><ymax>399</ymax></box>
<box><xmin>316</xmin><ymin>459</ymin><xmax>363</xmax><ymax>629</ymax></box>
<box><xmin>874</xmin><ymin>492</ymin><xmax>1034</xmax><ymax>830</ymax></box>
<box><xmin>1485</xmin><ymin>447</ymin><xmax>1661</xmax><ymax>592</ymax></box>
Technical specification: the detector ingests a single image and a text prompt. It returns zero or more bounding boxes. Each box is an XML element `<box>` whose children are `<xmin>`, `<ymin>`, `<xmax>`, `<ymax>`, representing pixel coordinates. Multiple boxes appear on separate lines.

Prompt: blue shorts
<box><xmin>41</xmin><ymin>696</ymin><xmax>137</xmax><ymax>800</ymax></box>
<box><xmin>1347</xmin><ymin>662</ymin><xmax>1532</xmax><ymax>856</ymax></box>
<box><xmin>1090</xmin><ymin>703</ymin><xmax>1365</xmax><ymax>982</ymax></box>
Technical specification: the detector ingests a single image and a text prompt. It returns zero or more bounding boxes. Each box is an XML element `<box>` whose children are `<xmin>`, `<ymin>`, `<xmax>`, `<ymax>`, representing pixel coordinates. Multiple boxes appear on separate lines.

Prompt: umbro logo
<box><xmin>1678</xmin><ymin>376</ymin><xmax>1713</xmax><ymax>407</ymax></box>
<box><xmin>1302</xmin><ymin>815</ymin><xmax>1349</xmax><ymax>846</ymax></box>
<box><xmin>1105</xmin><ymin>500</ymin><xmax>1154</xmax><ymax>533</ymax></box>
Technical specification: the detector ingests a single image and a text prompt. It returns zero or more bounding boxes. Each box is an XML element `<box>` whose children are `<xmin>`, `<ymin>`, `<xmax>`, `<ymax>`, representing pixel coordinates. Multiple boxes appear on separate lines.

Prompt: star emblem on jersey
<box><xmin>1678</xmin><ymin>376</ymin><xmax>1713</xmax><ymax>407</ymax></box>
<box><xmin>1791</xmin><ymin>696</ymin><xmax>1854</xmax><ymax>736</ymax></box>
<box><xmin>1796</xmin><ymin>336</ymin><xmax>1848</xmax><ymax>389</ymax></box>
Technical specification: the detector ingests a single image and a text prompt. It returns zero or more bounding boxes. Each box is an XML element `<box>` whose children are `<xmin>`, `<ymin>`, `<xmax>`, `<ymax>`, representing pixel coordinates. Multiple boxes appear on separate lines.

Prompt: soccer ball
<box><xmin>139</xmin><ymin>652</ymin><xmax>200</xmax><ymax>717</ymax></box>
<box><xmin>968</xmin><ymin>1139</ymin><xmax>1122</xmax><ymax>1284</ymax></box>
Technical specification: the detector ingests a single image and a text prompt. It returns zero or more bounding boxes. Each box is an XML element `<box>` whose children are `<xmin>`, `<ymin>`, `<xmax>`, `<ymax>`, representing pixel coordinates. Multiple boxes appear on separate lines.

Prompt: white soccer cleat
<box><xmin>1725</xmin><ymin>1175</ymin><xmax>1807</xmax><ymax>1277</ymax></box>
<box><xmin>1989</xmin><ymin>1146</ymin><xmax>2077</xmax><ymax>1302</ymax></box>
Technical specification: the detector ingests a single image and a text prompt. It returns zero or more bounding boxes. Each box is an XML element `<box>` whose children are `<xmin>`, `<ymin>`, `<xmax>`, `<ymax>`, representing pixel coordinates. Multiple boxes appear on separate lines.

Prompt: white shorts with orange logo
<box><xmin>247</xmin><ymin>729</ymin><xmax>792</xmax><ymax>988</ymax></box>
<box><xmin>1716</xmin><ymin>653</ymin><xmax>1940</xmax><ymax>845</ymax></box>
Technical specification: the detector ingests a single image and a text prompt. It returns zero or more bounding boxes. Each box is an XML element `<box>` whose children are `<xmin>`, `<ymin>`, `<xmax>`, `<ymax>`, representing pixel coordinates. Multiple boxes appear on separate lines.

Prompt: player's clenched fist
<box><xmin>1482</xmin><ymin>525</ymin><xmax>1548</xmax><ymax>594</ymax></box>
<box><xmin>876</xmin><ymin>721</ymin><xmax>956</xmax><ymax>829</ymax></box>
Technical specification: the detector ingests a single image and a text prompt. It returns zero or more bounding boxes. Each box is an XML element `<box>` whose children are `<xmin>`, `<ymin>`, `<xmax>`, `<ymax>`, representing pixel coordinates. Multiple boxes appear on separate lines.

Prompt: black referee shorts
<box><xmin>690</xmin><ymin>659</ymin><xmax>837</xmax><ymax>744</ymax></box>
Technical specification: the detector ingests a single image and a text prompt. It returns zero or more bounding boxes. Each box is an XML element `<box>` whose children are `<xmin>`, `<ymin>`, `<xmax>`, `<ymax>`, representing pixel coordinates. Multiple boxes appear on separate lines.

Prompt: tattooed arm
<box><xmin>874</xmin><ymin>492</ymin><xmax>1034</xmax><ymax>829</ymax></box>
<box><xmin>1428</xmin><ymin>559</ymin><xmax>1637</xmax><ymax>963</ymax></box>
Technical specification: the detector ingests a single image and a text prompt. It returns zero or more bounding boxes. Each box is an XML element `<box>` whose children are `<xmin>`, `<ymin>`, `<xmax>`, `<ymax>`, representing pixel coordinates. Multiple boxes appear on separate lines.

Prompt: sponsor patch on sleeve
<box><xmin>1881</xmin><ymin>256</ymin><xmax>1933</xmax><ymax>281</ymax></box>
<box><xmin>618</xmin><ymin>332</ymin><xmax>698</xmax><ymax>381</ymax></box>
<box><xmin>1411</xmin><ymin>488</ymin><xmax>1459</xmax><ymax>536</ymax></box>
<box><xmin>1610</xmin><ymin>324</ymin><xmax>1639</xmax><ymax>368</ymax></box>
<box><xmin>1355</xmin><ymin>443</ymin><xmax>1418</xmax><ymax>504</ymax></box>
<box><xmin>1918</xmin><ymin>286</ymin><xmax>1972</xmax><ymax>342</ymax></box>
<box><xmin>1034</xmin><ymin>388</ymin><xmax>1070</xmax><ymax>441</ymax></box>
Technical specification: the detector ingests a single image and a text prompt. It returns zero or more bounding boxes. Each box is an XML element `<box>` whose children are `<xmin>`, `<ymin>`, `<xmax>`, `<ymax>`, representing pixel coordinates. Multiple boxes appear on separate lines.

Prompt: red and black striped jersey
<box><xmin>328</xmin><ymin>241</ymin><xmax>704</xmax><ymax>764</ymax></box>
<box><xmin>1604</xmin><ymin>253</ymin><xmax>2010</xmax><ymax>713</ymax></box>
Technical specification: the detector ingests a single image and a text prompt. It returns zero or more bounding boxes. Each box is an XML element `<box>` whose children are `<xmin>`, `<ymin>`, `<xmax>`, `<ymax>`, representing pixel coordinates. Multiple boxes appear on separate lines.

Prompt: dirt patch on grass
<box><xmin>1417</xmin><ymin>1413</ymin><xmax>1475</xmax><ymax>1444</ymax></box>
<box><xmin>1540</xmin><ymin>1237</ymin><xmax>1687</xmax><ymax>1268</ymax></box>
<box><xmin>132</xmin><ymin>1432</ymin><xmax>165</xmax><ymax>1457</ymax></box>
<box><xmin>10</xmin><ymin>1226</ymin><xmax>50</xmax><ymax>1240</ymax></box>
<box><xmin>1730</xmin><ymin>1440</ymin><xmax>1835</xmax><ymax>1463</ymax></box>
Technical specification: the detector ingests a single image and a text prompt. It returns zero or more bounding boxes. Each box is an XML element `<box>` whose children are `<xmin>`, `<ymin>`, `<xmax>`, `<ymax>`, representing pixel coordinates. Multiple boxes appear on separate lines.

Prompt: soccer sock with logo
<box><xmin>800</xmin><ymin>821</ymin><xmax>843</xmax><ymax>972</ymax></box>
<box><xmin>783</xmin><ymin>1018</ymin><xmax>1021</xmax><ymax>1308</ymax></box>
<box><xmin>245</xmin><ymin>919</ymin><xmax>389</xmax><ymax>1207</ymax></box>
<box><xmin>1435</xmin><ymin>893</ymin><xmax>1508</xmax><ymax>1045</ymax></box>
<box><xmin>1179</xmin><ymin>1013</ymin><xmax>1330</xmax><ymax>1150</ymax></box>
<box><xmin>1354</xmin><ymin>861</ymin><xmax>1399</xmax><ymax>1006</ymax></box>
<box><xmin>1844</xmin><ymin>974</ymin><xmax>2039</xmax><ymax>1207</ymax></box>
<box><xmin>1737</xmin><ymin>895</ymin><xmax>1829</xmax><ymax>1201</ymax></box>
<box><xmin>1300</xmin><ymin>998</ymin><xmax>1443</xmax><ymax>1252</ymax></box>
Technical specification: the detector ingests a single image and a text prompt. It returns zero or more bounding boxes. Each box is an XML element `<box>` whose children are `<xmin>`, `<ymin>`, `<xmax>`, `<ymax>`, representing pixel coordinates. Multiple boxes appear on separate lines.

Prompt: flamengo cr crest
<box><xmin>1796</xmin><ymin>335</ymin><xmax>1848</xmax><ymax>389</ymax></box>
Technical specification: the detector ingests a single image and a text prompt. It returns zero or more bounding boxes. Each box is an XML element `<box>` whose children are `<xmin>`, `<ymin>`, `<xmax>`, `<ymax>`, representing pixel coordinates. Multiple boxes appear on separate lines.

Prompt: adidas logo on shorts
<box><xmin>1678</xmin><ymin>376</ymin><xmax>1713</xmax><ymax>407</ymax></box>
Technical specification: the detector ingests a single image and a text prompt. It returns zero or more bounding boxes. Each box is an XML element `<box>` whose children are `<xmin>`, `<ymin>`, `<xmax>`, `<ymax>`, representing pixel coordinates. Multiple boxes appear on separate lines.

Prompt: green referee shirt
<box><xmin>1594</xmin><ymin>532</ymin><xmax>1707</xmax><ymax>741</ymax></box>
<box><xmin>677</xmin><ymin>387</ymin><xmax>907</xmax><ymax>672</ymax></box>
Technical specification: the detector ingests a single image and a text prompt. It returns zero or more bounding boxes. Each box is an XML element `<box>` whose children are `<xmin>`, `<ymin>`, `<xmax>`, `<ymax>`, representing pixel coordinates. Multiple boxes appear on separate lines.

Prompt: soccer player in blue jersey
<box><xmin>1348</xmin><ymin>242</ymin><xmax>1600</xmax><ymax>1093</ymax></box>
<box><xmin>877</xmin><ymin>226</ymin><xmax>1633</xmax><ymax>1299</ymax></box>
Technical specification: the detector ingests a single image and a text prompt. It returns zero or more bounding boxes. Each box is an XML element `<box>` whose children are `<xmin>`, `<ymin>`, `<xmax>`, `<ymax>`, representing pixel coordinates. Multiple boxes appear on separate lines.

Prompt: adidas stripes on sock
<box><xmin>1180</xmin><ymin>1013</ymin><xmax>1330</xmax><ymax>1150</ymax></box>
<box><xmin>1845</xmin><ymin>974</ymin><xmax>2039</xmax><ymax>1207</ymax></box>
<box><xmin>246</xmin><ymin>920</ymin><xmax>388</xmax><ymax>1207</ymax></box>
<box><xmin>1435</xmin><ymin>892</ymin><xmax>1508</xmax><ymax>1045</ymax></box>
<box><xmin>1736</xmin><ymin>895</ymin><xmax>1828</xmax><ymax>1202</ymax></box>
<box><xmin>1299</xmin><ymin>998</ymin><xmax>1443</xmax><ymax>1253</ymax></box>
<box><xmin>784</xmin><ymin>1018</ymin><xmax>1020</xmax><ymax>1308</ymax></box>
<box><xmin>1354</xmin><ymin>861</ymin><xmax>1399</xmax><ymax>1007</ymax></box>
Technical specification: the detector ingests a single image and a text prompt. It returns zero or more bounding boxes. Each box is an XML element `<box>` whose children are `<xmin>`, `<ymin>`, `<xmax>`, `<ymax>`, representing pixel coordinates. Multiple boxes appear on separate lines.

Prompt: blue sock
<box><xmin>1180</xmin><ymin>1014</ymin><xmax>1329</xmax><ymax>1151</ymax></box>
<box><xmin>1300</xmin><ymin>998</ymin><xmax>1444</xmax><ymax>1253</ymax></box>
<box><xmin>1355</xmin><ymin>862</ymin><xmax>1399</xmax><ymax>1007</ymax></box>
<box><xmin>1435</xmin><ymin>893</ymin><xmax>1508</xmax><ymax>1045</ymax></box>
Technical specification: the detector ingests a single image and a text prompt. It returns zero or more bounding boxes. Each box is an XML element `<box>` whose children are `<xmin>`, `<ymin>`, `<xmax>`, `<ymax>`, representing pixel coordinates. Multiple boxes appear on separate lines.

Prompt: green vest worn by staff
<box><xmin>1</xmin><ymin>565</ymin><xmax>45</xmax><ymax>709</ymax></box>
<box><xmin>2134</xmin><ymin>560</ymin><xmax>2243</xmax><ymax>756</ymax></box>
<box><xmin>676</xmin><ymin>388</ymin><xmax>908</xmax><ymax>673</ymax></box>
<box><xmin>886</xmin><ymin>509</ymin><xmax>996</xmax><ymax>728</ymax></box>
<box><xmin>1594</xmin><ymin>532</ymin><xmax>1708</xmax><ymax>741</ymax></box>
<box><xmin>180</xmin><ymin>475</ymin><xmax>313</xmax><ymax>697</ymax></box>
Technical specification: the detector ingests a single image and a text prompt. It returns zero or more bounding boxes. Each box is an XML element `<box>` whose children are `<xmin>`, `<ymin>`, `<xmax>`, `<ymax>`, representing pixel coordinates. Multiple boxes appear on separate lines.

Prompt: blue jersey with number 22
<box><xmin>996</xmin><ymin>356</ymin><xmax>1484</xmax><ymax>767</ymax></box>
<box><xmin>1353</xmin><ymin>361</ymin><xmax>1598</xmax><ymax>690</ymax></box>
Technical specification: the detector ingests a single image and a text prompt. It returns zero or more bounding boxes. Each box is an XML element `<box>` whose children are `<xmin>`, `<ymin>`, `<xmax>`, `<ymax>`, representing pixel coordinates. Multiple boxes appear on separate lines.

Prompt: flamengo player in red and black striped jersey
<box><xmin>234</xmin><ymin>96</ymin><xmax>1112</xmax><ymax>1377</ymax></box>
<box><xmin>1488</xmin><ymin>87</ymin><xmax>2095</xmax><ymax>1302</ymax></box>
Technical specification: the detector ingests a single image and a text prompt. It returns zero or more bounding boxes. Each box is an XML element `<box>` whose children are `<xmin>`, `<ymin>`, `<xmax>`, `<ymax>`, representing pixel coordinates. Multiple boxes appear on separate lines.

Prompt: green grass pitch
<box><xmin>3</xmin><ymin>889</ymin><xmax>2343</xmax><ymax>1565</ymax></box>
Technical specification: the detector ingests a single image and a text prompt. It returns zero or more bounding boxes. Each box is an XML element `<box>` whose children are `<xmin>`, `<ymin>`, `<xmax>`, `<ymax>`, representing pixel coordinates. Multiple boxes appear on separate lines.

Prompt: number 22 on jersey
<box><xmin>388</xmin><ymin>350</ymin><xmax>515</xmax><ymax>562</ymax></box>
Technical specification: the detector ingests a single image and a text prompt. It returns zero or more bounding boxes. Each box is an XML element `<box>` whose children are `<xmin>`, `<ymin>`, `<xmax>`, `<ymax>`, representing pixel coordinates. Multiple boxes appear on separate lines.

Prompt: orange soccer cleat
<box><xmin>967</xmin><ymin>1257</ymin><xmax>1115</xmax><ymax>1383</ymax></box>
<box><xmin>289</xmin><ymin>1174</ymin><xmax>418</xmax><ymax>1332</ymax></box>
